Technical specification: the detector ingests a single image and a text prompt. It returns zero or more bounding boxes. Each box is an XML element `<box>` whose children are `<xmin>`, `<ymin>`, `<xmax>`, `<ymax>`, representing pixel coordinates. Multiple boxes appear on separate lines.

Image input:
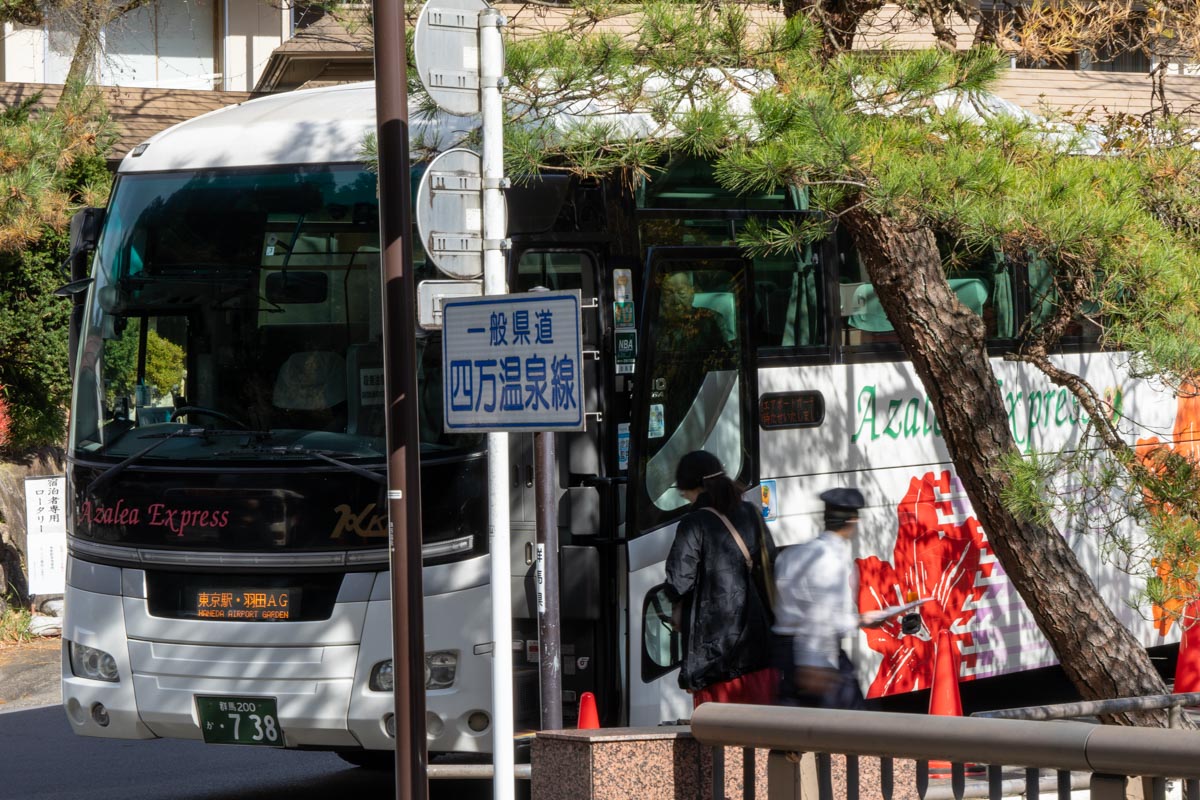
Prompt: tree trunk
<box><xmin>781</xmin><ymin>0</ymin><xmax>866</xmax><ymax>59</ymax></box>
<box><xmin>841</xmin><ymin>204</ymin><xmax>1179</xmax><ymax>726</ymax></box>
<box><xmin>64</xmin><ymin>1</ymin><xmax>106</xmax><ymax>87</ymax></box>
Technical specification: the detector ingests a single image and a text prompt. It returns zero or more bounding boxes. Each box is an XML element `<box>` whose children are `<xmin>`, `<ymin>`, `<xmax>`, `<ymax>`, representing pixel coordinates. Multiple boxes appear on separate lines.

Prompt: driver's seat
<box><xmin>272</xmin><ymin>350</ymin><xmax>348</xmax><ymax>431</ymax></box>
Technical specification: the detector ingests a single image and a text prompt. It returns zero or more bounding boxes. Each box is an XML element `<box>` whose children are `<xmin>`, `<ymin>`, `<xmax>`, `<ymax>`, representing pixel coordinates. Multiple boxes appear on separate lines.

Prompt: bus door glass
<box><xmin>625</xmin><ymin>247</ymin><xmax>756</xmax><ymax>725</ymax></box>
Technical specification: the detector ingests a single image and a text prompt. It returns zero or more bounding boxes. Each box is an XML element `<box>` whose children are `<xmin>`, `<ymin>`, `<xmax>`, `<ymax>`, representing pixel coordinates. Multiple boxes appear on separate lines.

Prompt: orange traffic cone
<box><xmin>929</xmin><ymin>630</ymin><xmax>963</xmax><ymax>717</ymax></box>
<box><xmin>577</xmin><ymin>691</ymin><xmax>600</xmax><ymax>729</ymax></box>
<box><xmin>1174</xmin><ymin>604</ymin><xmax>1200</xmax><ymax>697</ymax></box>
<box><xmin>928</xmin><ymin>630</ymin><xmax>963</xmax><ymax>779</ymax></box>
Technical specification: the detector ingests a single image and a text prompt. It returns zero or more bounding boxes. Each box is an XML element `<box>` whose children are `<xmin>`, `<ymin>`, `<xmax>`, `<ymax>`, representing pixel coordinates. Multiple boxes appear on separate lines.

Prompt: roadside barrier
<box><xmin>691</xmin><ymin>703</ymin><xmax>1200</xmax><ymax>800</ymax></box>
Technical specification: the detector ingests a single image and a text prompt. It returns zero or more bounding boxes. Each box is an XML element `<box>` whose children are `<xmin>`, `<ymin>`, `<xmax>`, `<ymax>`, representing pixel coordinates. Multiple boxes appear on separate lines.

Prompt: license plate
<box><xmin>189</xmin><ymin>588</ymin><xmax>300</xmax><ymax>621</ymax></box>
<box><xmin>196</xmin><ymin>696</ymin><xmax>284</xmax><ymax>746</ymax></box>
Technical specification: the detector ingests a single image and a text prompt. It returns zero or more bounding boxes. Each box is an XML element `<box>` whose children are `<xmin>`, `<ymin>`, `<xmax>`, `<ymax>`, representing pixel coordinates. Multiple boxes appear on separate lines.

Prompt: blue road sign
<box><xmin>442</xmin><ymin>290</ymin><xmax>584</xmax><ymax>431</ymax></box>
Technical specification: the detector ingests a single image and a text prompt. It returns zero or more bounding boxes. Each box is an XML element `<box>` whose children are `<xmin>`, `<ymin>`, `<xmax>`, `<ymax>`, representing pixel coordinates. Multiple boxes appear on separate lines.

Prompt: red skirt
<box><xmin>692</xmin><ymin>667</ymin><xmax>777</xmax><ymax>708</ymax></box>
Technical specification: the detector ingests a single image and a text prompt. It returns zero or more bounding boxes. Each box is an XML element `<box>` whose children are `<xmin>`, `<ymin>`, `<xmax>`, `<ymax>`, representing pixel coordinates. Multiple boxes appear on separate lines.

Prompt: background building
<box><xmin>1</xmin><ymin>1</ymin><xmax>1197</xmax><ymax>160</ymax></box>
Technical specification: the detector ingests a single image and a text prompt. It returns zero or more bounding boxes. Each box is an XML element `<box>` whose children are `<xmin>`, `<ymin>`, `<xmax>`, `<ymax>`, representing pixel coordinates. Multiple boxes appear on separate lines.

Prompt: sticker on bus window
<box><xmin>613</xmin><ymin>268</ymin><xmax>632</xmax><ymax>303</ymax></box>
<box><xmin>648</xmin><ymin>404</ymin><xmax>665</xmax><ymax>439</ymax></box>
<box><xmin>614</xmin><ymin>301</ymin><xmax>635</xmax><ymax>328</ymax></box>
<box><xmin>359</xmin><ymin>368</ymin><xmax>385</xmax><ymax>405</ymax></box>
<box><xmin>617</xmin><ymin>423</ymin><xmax>630</xmax><ymax>470</ymax></box>
<box><xmin>615</xmin><ymin>330</ymin><xmax>637</xmax><ymax>375</ymax></box>
<box><xmin>760</xmin><ymin>479</ymin><xmax>779</xmax><ymax>522</ymax></box>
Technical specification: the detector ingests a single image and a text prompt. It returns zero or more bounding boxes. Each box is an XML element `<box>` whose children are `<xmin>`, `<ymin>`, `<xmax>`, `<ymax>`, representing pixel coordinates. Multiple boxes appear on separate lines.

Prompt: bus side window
<box><xmin>843</xmin><ymin>279</ymin><xmax>998</xmax><ymax>343</ymax></box>
<box><xmin>836</xmin><ymin>227</ymin><xmax>1018</xmax><ymax>346</ymax></box>
<box><xmin>753</xmin><ymin>252</ymin><xmax>822</xmax><ymax>350</ymax></box>
<box><xmin>515</xmin><ymin>251</ymin><xmax>584</xmax><ymax>293</ymax></box>
<box><xmin>1028</xmin><ymin>256</ymin><xmax>1101</xmax><ymax>344</ymax></box>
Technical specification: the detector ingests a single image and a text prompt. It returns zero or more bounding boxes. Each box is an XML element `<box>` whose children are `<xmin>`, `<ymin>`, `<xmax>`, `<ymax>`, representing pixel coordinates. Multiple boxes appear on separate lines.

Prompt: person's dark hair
<box><xmin>675</xmin><ymin>450</ymin><xmax>745</xmax><ymax>516</ymax></box>
<box><xmin>825</xmin><ymin>509</ymin><xmax>858</xmax><ymax>531</ymax></box>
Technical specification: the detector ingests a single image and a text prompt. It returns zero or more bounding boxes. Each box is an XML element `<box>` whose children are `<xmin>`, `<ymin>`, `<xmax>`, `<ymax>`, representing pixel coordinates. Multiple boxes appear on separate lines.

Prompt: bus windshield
<box><xmin>76</xmin><ymin>165</ymin><xmax>485</xmax><ymax>456</ymax></box>
<box><xmin>72</xmin><ymin>165</ymin><xmax>391</xmax><ymax>459</ymax></box>
<box><xmin>68</xmin><ymin>165</ymin><xmax>486</xmax><ymax>557</ymax></box>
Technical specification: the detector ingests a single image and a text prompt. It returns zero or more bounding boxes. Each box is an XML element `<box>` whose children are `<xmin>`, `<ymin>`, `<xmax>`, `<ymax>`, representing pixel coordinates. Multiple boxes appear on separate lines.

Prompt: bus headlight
<box><xmin>370</xmin><ymin>660</ymin><xmax>394</xmax><ymax>692</ymax></box>
<box><xmin>425</xmin><ymin>651</ymin><xmax>457</xmax><ymax>690</ymax></box>
<box><xmin>368</xmin><ymin>651</ymin><xmax>458</xmax><ymax>691</ymax></box>
<box><xmin>69</xmin><ymin>642</ymin><xmax>119</xmax><ymax>683</ymax></box>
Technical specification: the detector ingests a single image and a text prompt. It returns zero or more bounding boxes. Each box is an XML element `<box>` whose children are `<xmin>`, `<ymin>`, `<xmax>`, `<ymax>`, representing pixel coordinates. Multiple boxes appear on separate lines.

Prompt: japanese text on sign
<box><xmin>24</xmin><ymin>475</ymin><xmax>66</xmax><ymax>594</ymax></box>
<box><xmin>442</xmin><ymin>290</ymin><xmax>584</xmax><ymax>431</ymax></box>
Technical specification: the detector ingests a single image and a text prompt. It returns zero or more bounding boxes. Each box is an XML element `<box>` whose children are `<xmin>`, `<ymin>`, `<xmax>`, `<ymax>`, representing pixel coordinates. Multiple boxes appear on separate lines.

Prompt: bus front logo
<box><xmin>331</xmin><ymin>503</ymin><xmax>387</xmax><ymax>539</ymax></box>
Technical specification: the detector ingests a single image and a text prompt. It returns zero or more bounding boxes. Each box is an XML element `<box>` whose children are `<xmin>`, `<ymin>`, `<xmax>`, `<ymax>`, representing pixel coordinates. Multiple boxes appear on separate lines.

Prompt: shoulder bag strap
<box><xmin>701</xmin><ymin>507</ymin><xmax>752</xmax><ymax>569</ymax></box>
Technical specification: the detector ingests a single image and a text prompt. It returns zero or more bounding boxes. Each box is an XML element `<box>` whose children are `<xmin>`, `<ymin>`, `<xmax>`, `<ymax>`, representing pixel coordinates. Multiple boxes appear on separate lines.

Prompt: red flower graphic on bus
<box><xmin>856</xmin><ymin>470</ymin><xmax>993</xmax><ymax>697</ymax></box>
<box><xmin>1134</xmin><ymin>384</ymin><xmax>1200</xmax><ymax>636</ymax></box>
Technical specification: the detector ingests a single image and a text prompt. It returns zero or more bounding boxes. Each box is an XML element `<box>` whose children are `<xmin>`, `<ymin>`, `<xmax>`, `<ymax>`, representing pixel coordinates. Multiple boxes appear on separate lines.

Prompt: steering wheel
<box><xmin>169</xmin><ymin>406</ymin><xmax>248</xmax><ymax>430</ymax></box>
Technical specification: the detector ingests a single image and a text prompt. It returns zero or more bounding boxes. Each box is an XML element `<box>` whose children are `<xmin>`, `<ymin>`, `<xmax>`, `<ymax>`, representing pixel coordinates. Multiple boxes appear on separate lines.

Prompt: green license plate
<box><xmin>196</xmin><ymin>696</ymin><xmax>284</xmax><ymax>746</ymax></box>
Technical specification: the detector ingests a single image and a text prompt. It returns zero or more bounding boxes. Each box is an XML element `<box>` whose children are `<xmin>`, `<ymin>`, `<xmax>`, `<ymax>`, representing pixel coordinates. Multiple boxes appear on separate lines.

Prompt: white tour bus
<box><xmin>59</xmin><ymin>81</ymin><xmax>1189</xmax><ymax>764</ymax></box>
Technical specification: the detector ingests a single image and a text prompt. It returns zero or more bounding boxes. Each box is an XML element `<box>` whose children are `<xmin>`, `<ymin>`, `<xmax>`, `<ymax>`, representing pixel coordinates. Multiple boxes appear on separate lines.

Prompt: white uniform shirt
<box><xmin>771</xmin><ymin>531</ymin><xmax>859</xmax><ymax>670</ymax></box>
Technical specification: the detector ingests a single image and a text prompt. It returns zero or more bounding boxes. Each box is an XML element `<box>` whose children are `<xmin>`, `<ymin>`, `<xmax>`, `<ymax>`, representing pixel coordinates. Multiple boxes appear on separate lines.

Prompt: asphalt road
<box><xmin>0</xmin><ymin>641</ymin><xmax>499</xmax><ymax>800</ymax></box>
<box><xmin>0</xmin><ymin>638</ymin><xmax>60</xmax><ymax>712</ymax></box>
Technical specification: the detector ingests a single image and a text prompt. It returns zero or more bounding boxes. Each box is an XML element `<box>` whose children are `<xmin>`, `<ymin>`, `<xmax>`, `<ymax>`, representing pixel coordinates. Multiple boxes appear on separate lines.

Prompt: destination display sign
<box><xmin>759</xmin><ymin>391</ymin><xmax>826</xmax><ymax>430</ymax></box>
<box><xmin>187</xmin><ymin>588</ymin><xmax>299</xmax><ymax>621</ymax></box>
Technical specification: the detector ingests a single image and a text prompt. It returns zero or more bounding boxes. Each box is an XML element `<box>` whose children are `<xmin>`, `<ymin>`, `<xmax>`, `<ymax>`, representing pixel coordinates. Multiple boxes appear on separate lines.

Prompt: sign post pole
<box><xmin>373</xmin><ymin>0</ymin><xmax>427</xmax><ymax>796</ymax></box>
<box><xmin>414</xmin><ymin>4</ymin><xmax>514</xmax><ymax>796</ymax></box>
<box><xmin>479</xmin><ymin>9</ymin><xmax>514</xmax><ymax>799</ymax></box>
<box><xmin>534</xmin><ymin>429</ymin><xmax>563</xmax><ymax>729</ymax></box>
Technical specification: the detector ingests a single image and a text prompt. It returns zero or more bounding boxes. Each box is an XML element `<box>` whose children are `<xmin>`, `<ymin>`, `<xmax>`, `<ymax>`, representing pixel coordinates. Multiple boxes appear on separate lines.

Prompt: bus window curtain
<box><xmin>991</xmin><ymin>254</ymin><xmax>1015</xmax><ymax>338</ymax></box>
<box><xmin>782</xmin><ymin>250</ymin><xmax>819</xmax><ymax>346</ymax></box>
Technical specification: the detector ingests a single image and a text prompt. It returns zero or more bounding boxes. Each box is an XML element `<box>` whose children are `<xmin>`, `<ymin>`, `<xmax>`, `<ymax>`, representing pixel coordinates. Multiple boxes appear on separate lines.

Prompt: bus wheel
<box><xmin>336</xmin><ymin>749</ymin><xmax>395</xmax><ymax>770</ymax></box>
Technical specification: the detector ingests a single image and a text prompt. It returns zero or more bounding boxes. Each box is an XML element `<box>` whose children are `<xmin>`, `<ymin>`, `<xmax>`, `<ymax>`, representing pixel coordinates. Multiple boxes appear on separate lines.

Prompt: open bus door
<box><xmin>624</xmin><ymin>247</ymin><xmax>758</xmax><ymax>725</ymax></box>
<box><xmin>506</xmin><ymin>244</ymin><xmax>622</xmax><ymax>730</ymax></box>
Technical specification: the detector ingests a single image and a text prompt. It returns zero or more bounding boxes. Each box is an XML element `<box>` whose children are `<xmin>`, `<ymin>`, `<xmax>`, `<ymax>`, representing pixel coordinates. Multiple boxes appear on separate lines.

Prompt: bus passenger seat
<box><xmin>846</xmin><ymin>283</ymin><xmax>901</xmax><ymax>345</ymax></box>
<box><xmin>949</xmin><ymin>278</ymin><xmax>988</xmax><ymax>316</ymax></box>
<box><xmin>272</xmin><ymin>350</ymin><xmax>348</xmax><ymax>431</ymax></box>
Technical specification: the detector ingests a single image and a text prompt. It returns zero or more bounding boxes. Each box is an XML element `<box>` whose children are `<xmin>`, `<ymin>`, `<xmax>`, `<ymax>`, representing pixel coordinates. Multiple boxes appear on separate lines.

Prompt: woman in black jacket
<box><xmin>665</xmin><ymin>450</ymin><xmax>777</xmax><ymax>707</ymax></box>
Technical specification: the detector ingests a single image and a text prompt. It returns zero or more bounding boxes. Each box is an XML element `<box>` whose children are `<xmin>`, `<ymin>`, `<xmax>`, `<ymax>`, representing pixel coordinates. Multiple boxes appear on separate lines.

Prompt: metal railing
<box><xmin>971</xmin><ymin>692</ymin><xmax>1200</xmax><ymax>727</ymax></box>
<box><xmin>690</xmin><ymin>703</ymin><xmax>1200</xmax><ymax>800</ymax></box>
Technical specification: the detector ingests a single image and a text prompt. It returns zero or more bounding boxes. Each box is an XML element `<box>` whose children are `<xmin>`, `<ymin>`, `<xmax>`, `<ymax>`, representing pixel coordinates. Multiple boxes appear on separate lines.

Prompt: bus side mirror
<box><xmin>68</xmin><ymin>207</ymin><xmax>105</xmax><ymax>283</ymax></box>
<box><xmin>57</xmin><ymin>207</ymin><xmax>105</xmax><ymax>380</ymax></box>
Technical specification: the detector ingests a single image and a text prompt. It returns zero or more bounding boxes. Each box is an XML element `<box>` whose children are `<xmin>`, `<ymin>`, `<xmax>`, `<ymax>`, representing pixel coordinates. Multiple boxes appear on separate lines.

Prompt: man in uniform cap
<box><xmin>820</xmin><ymin>487</ymin><xmax>865</xmax><ymax>514</ymax></box>
<box><xmin>771</xmin><ymin>486</ymin><xmax>874</xmax><ymax>708</ymax></box>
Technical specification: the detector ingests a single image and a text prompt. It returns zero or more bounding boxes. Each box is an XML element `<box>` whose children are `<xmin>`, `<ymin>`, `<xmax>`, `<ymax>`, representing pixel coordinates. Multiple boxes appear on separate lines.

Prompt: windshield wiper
<box><xmin>86</xmin><ymin>427</ymin><xmax>273</xmax><ymax>494</ymax></box>
<box><xmin>86</xmin><ymin>427</ymin><xmax>201</xmax><ymax>494</ymax></box>
<box><xmin>215</xmin><ymin>444</ymin><xmax>387</xmax><ymax>485</ymax></box>
<box><xmin>307</xmin><ymin>449</ymin><xmax>387</xmax><ymax>485</ymax></box>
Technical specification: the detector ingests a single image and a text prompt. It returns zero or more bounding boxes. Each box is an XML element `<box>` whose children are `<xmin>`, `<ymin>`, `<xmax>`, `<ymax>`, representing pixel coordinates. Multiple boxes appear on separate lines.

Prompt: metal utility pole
<box><xmin>479</xmin><ymin>8</ymin><xmax>514</xmax><ymax>799</ymax></box>
<box><xmin>411</xmin><ymin>1</ymin><xmax>515</xmax><ymax>796</ymax></box>
<box><xmin>373</xmin><ymin>0</ymin><xmax>428</xmax><ymax>796</ymax></box>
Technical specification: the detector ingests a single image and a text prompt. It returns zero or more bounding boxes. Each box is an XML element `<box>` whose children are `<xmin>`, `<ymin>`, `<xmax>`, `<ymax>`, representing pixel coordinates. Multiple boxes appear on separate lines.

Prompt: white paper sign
<box><xmin>24</xmin><ymin>475</ymin><xmax>67</xmax><ymax>595</ymax></box>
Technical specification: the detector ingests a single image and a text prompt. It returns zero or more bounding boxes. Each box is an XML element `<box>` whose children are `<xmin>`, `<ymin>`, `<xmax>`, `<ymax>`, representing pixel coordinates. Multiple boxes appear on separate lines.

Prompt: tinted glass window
<box><xmin>634</xmin><ymin>256</ymin><xmax>749</xmax><ymax>531</ymax></box>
